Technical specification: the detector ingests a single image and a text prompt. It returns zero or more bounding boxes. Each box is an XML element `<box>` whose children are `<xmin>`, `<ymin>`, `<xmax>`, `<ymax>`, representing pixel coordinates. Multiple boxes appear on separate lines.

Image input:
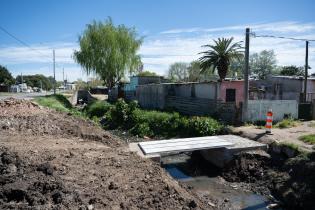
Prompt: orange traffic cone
<box><xmin>265</xmin><ymin>109</ymin><xmax>273</xmax><ymax>134</ymax></box>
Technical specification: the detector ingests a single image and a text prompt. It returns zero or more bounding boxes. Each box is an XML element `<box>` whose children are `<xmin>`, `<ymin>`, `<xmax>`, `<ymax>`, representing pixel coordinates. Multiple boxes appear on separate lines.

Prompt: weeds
<box><xmin>275</xmin><ymin>118</ymin><xmax>299</xmax><ymax>129</ymax></box>
<box><xmin>299</xmin><ymin>134</ymin><xmax>315</xmax><ymax>145</ymax></box>
<box><xmin>35</xmin><ymin>94</ymin><xmax>72</xmax><ymax>112</ymax></box>
<box><xmin>103</xmin><ymin>99</ymin><xmax>222</xmax><ymax>138</ymax></box>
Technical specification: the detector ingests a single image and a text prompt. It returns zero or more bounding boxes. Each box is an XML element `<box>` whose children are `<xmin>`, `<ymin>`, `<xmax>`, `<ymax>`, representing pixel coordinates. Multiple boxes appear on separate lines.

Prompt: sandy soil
<box><xmin>0</xmin><ymin>98</ymin><xmax>210</xmax><ymax>210</ymax></box>
<box><xmin>231</xmin><ymin>122</ymin><xmax>315</xmax><ymax>152</ymax></box>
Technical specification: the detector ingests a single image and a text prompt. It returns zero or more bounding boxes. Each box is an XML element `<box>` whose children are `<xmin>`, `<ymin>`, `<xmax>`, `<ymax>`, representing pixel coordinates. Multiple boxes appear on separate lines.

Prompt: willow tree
<box><xmin>74</xmin><ymin>18</ymin><xmax>142</xmax><ymax>89</ymax></box>
<box><xmin>199</xmin><ymin>37</ymin><xmax>243</xmax><ymax>81</ymax></box>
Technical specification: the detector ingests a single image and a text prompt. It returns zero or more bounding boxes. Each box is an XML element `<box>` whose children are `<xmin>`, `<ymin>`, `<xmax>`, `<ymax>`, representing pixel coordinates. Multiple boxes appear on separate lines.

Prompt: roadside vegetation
<box><xmin>35</xmin><ymin>95</ymin><xmax>223</xmax><ymax>138</ymax></box>
<box><xmin>275</xmin><ymin>118</ymin><xmax>300</xmax><ymax>129</ymax></box>
<box><xmin>101</xmin><ymin>99</ymin><xmax>223</xmax><ymax>138</ymax></box>
<box><xmin>299</xmin><ymin>134</ymin><xmax>315</xmax><ymax>145</ymax></box>
<box><xmin>34</xmin><ymin>94</ymin><xmax>85</xmax><ymax>118</ymax></box>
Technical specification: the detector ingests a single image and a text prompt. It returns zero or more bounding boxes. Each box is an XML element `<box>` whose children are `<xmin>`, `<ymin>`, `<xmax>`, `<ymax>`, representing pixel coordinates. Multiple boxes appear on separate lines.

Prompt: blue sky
<box><xmin>0</xmin><ymin>0</ymin><xmax>315</xmax><ymax>81</ymax></box>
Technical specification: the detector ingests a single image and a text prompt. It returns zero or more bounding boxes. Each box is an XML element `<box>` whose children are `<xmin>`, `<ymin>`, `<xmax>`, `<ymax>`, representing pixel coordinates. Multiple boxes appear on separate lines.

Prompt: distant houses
<box><xmin>109</xmin><ymin>74</ymin><xmax>315</xmax><ymax>123</ymax></box>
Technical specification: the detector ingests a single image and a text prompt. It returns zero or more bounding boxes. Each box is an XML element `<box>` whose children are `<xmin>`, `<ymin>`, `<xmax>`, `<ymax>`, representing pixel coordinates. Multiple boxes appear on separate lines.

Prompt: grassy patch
<box><xmin>275</xmin><ymin>118</ymin><xmax>299</xmax><ymax>129</ymax></box>
<box><xmin>299</xmin><ymin>134</ymin><xmax>315</xmax><ymax>145</ymax></box>
<box><xmin>280</xmin><ymin>142</ymin><xmax>300</xmax><ymax>151</ymax></box>
<box><xmin>84</xmin><ymin>100</ymin><xmax>112</xmax><ymax>118</ymax></box>
<box><xmin>35</xmin><ymin>94</ymin><xmax>72</xmax><ymax>112</ymax></box>
<box><xmin>34</xmin><ymin>94</ymin><xmax>87</xmax><ymax>119</ymax></box>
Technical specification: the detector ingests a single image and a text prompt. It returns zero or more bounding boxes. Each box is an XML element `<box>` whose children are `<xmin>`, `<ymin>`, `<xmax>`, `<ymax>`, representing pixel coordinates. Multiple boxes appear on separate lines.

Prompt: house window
<box><xmin>226</xmin><ymin>89</ymin><xmax>236</xmax><ymax>102</ymax></box>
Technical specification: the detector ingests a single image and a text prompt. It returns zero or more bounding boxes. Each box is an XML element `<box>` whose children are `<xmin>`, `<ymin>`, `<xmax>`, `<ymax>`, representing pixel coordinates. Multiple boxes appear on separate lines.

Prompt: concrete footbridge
<box><xmin>129</xmin><ymin>135</ymin><xmax>267</xmax><ymax>167</ymax></box>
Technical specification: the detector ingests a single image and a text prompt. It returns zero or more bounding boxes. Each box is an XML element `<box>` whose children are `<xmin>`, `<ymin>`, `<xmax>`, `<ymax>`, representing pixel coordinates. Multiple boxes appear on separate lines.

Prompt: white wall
<box><xmin>245</xmin><ymin>100</ymin><xmax>298</xmax><ymax>122</ymax></box>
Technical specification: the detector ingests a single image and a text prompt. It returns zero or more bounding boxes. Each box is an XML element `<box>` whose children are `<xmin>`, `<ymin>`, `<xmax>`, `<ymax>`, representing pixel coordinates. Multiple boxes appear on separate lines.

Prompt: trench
<box><xmin>161</xmin><ymin>152</ymin><xmax>276</xmax><ymax>210</ymax></box>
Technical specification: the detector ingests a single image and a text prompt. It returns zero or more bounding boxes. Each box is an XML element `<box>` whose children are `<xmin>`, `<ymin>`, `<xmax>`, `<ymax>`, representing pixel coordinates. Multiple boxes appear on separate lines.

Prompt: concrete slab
<box><xmin>200</xmin><ymin>135</ymin><xmax>267</xmax><ymax>168</ymax></box>
<box><xmin>130</xmin><ymin>135</ymin><xmax>267</xmax><ymax>167</ymax></box>
<box><xmin>138</xmin><ymin>136</ymin><xmax>234</xmax><ymax>156</ymax></box>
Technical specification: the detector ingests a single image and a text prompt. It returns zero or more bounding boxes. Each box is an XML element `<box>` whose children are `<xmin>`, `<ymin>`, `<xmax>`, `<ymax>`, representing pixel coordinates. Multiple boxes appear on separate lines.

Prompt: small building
<box><xmin>123</xmin><ymin>75</ymin><xmax>168</xmax><ymax>101</ymax></box>
<box><xmin>249</xmin><ymin>75</ymin><xmax>315</xmax><ymax>102</ymax></box>
<box><xmin>219</xmin><ymin>80</ymin><xmax>245</xmax><ymax>106</ymax></box>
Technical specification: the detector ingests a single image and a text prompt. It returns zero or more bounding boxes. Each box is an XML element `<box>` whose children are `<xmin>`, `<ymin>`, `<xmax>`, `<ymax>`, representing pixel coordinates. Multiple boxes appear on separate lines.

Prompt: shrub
<box><xmin>84</xmin><ymin>100</ymin><xmax>112</xmax><ymax>118</ymax></box>
<box><xmin>130</xmin><ymin>122</ymin><xmax>153</xmax><ymax>137</ymax></box>
<box><xmin>103</xmin><ymin>99</ymin><xmax>223</xmax><ymax>138</ymax></box>
<box><xmin>187</xmin><ymin>116</ymin><xmax>223</xmax><ymax>137</ymax></box>
<box><xmin>105</xmin><ymin>99</ymin><xmax>138</xmax><ymax>129</ymax></box>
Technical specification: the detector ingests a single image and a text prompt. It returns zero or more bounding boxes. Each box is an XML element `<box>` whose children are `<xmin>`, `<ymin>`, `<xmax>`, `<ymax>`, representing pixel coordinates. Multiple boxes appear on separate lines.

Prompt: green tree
<box><xmin>167</xmin><ymin>62</ymin><xmax>189</xmax><ymax>82</ymax></box>
<box><xmin>74</xmin><ymin>18</ymin><xmax>142</xmax><ymax>89</ymax></box>
<box><xmin>187</xmin><ymin>61</ymin><xmax>201</xmax><ymax>82</ymax></box>
<box><xmin>227</xmin><ymin>57</ymin><xmax>244</xmax><ymax>78</ymax></box>
<box><xmin>16</xmin><ymin>74</ymin><xmax>53</xmax><ymax>90</ymax></box>
<box><xmin>137</xmin><ymin>71</ymin><xmax>158</xmax><ymax>77</ymax></box>
<box><xmin>199</xmin><ymin>37</ymin><xmax>243</xmax><ymax>81</ymax></box>
<box><xmin>280</xmin><ymin>65</ymin><xmax>304</xmax><ymax>76</ymax></box>
<box><xmin>0</xmin><ymin>65</ymin><xmax>15</xmax><ymax>85</ymax></box>
<box><xmin>250</xmin><ymin>50</ymin><xmax>277</xmax><ymax>79</ymax></box>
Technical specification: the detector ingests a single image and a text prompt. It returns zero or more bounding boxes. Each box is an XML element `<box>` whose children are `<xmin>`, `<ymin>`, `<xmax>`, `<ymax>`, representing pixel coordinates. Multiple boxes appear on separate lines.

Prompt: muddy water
<box><xmin>162</xmin><ymin>154</ymin><xmax>271</xmax><ymax>210</ymax></box>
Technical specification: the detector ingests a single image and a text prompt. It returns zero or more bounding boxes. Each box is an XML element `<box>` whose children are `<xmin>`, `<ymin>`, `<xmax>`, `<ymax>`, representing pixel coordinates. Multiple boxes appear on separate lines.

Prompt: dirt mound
<box><xmin>222</xmin><ymin>151</ymin><xmax>315</xmax><ymax>210</ymax></box>
<box><xmin>0</xmin><ymin>98</ymin><xmax>44</xmax><ymax>117</ymax></box>
<box><xmin>0</xmin><ymin>98</ymin><xmax>120</xmax><ymax>147</ymax></box>
<box><xmin>0</xmin><ymin>147</ymin><xmax>84</xmax><ymax>209</ymax></box>
<box><xmin>0</xmin><ymin>99</ymin><xmax>210</xmax><ymax>209</ymax></box>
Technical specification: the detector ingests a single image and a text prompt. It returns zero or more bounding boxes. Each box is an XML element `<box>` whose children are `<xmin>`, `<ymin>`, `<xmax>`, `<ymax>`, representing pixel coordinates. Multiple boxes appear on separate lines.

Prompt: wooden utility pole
<box><xmin>53</xmin><ymin>49</ymin><xmax>56</xmax><ymax>95</ymax></box>
<box><xmin>243</xmin><ymin>28</ymin><xmax>250</xmax><ymax>121</ymax></box>
<box><xmin>304</xmin><ymin>41</ymin><xmax>309</xmax><ymax>102</ymax></box>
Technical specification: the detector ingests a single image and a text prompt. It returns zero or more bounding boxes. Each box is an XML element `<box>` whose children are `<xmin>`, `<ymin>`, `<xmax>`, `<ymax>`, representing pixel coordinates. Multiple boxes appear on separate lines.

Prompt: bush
<box><xmin>187</xmin><ymin>116</ymin><xmax>223</xmax><ymax>137</ymax></box>
<box><xmin>101</xmin><ymin>99</ymin><xmax>223</xmax><ymax>138</ymax></box>
<box><xmin>105</xmin><ymin>99</ymin><xmax>138</xmax><ymax>129</ymax></box>
<box><xmin>130</xmin><ymin>122</ymin><xmax>153</xmax><ymax>137</ymax></box>
<box><xmin>84</xmin><ymin>100</ymin><xmax>112</xmax><ymax>118</ymax></box>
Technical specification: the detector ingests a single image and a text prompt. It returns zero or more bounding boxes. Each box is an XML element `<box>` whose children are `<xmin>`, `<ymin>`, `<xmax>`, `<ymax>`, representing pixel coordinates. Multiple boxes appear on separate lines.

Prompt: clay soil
<box><xmin>0</xmin><ymin>99</ymin><xmax>210</xmax><ymax>210</ymax></box>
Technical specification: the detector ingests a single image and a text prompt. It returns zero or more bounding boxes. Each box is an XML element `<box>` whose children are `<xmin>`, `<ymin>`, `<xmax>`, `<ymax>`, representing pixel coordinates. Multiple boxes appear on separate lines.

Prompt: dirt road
<box><xmin>232</xmin><ymin>122</ymin><xmax>315</xmax><ymax>152</ymax></box>
<box><xmin>0</xmin><ymin>99</ymin><xmax>209</xmax><ymax>209</ymax></box>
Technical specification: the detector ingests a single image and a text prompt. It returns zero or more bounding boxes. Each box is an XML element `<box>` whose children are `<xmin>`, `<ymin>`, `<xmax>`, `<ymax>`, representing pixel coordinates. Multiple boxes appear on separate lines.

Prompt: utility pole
<box><xmin>53</xmin><ymin>49</ymin><xmax>56</xmax><ymax>94</ymax></box>
<box><xmin>63</xmin><ymin>67</ymin><xmax>65</xmax><ymax>91</ymax></box>
<box><xmin>243</xmin><ymin>28</ymin><xmax>250</xmax><ymax>121</ymax></box>
<box><xmin>304</xmin><ymin>41</ymin><xmax>309</xmax><ymax>102</ymax></box>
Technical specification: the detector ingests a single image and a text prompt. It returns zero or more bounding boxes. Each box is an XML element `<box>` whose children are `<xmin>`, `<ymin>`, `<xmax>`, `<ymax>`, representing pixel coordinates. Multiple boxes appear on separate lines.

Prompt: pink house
<box><xmin>218</xmin><ymin>80</ymin><xmax>244</xmax><ymax>107</ymax></box>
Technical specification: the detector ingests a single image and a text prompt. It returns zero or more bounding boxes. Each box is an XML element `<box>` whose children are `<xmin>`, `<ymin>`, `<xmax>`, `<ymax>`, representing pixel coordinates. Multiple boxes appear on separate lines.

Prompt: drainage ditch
<box><xmin>161</xmin><ymin>150</ymin><xmax>315</xmax><ymax>210</ymax></box>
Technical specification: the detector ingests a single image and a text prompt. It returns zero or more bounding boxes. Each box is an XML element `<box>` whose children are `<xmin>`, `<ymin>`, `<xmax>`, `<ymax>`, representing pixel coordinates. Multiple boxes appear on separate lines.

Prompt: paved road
<box><xmin>0</xmin><ymin>92</ymin><xmax>53</xmax><ymax>100</ymax></box>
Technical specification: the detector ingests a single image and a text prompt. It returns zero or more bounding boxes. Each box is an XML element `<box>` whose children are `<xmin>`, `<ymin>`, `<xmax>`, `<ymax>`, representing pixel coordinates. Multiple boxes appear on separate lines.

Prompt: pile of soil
<box><xmin>0</xmin><ymin>147</ymin><xmax>84</xmax><ymax>209</ymax></box>
<box><xmin>0</xmin><ymin>98</ymin><xmax>120</xmax><ymax>147</ymax></box>
<box><xmin>222</xmin><ymin>151</ymin><xmax>315</xmax><ymax>210</ymax></box>
<box><xmin>0</xmin><ymin>98</ymin><xmax>209</xmax><ymax>209</ymax></box>
<box><xmin>0</xmin><ymin>98</ymin><xmax>44</xmax><ymax>116</ymax></box>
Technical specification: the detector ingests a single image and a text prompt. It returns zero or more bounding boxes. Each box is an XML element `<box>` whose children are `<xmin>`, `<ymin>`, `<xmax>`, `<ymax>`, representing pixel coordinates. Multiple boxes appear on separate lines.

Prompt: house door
<box><xmin>226</xmin><ymin>89</ymin><xmax>236</xmax><ymax>102</ymax></box>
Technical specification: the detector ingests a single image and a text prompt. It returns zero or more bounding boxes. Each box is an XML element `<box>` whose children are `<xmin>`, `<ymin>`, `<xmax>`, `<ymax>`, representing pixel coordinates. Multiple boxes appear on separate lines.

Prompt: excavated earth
<box><xmin>0</xmin><ymin>98</ymin><xmax>211</xmax><ymax>210</ymax></box>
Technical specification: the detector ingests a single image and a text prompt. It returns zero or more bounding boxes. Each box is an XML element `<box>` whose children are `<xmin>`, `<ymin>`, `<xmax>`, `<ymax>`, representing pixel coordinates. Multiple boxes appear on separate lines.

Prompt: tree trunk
<box><xmin>217</xmin><ymin>60</ymin><xmax>228</xmax><ymax>81</ymax></box>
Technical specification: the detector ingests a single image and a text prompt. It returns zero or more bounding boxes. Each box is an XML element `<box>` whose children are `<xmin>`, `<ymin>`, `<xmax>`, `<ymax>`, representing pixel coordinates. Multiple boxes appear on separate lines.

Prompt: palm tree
<box><xmin>199</xmin><ymin>37</ymin><xmax>243</xmax><ymax>81</ymax></box>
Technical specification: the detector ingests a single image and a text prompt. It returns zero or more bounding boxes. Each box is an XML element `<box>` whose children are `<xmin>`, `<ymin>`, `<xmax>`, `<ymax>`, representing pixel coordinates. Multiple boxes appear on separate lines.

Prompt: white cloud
<box><xmin>142</xmin><ymin>22</ymin><xmax>315</xmax><ymax>74</ymax></box>
<box><xmin>1</xmin><ymin>21</ymin><xmax>315</xmax><ymax>81</ymax></box>
<box><xmin>161</xmin><ymin>21</ymin><xmax>315</xmax><ymax>34</ymax></box>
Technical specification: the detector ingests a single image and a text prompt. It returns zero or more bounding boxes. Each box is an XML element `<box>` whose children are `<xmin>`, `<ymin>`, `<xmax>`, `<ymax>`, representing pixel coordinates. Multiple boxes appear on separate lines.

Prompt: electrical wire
<box><xmin>251</xmin><ymin>32</ymin><xmax>315</xmax><ymax>42</ymax></box>
<box><xmin>0</xmin><ymin>25</ymin><xmax>55</xmax><ymax>63</ymax></box>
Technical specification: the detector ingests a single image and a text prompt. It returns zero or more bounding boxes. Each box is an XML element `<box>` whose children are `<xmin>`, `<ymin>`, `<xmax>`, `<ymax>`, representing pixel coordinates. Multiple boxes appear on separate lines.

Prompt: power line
<box><xmin>251</xmin><ymin>32</ymin><xmax>315</xmax><ymax>42</ymax></box>
<box><xmin>0</xmin><ymin>25</ymin><xmax>52</xmax><ymax>62</ymax></box>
